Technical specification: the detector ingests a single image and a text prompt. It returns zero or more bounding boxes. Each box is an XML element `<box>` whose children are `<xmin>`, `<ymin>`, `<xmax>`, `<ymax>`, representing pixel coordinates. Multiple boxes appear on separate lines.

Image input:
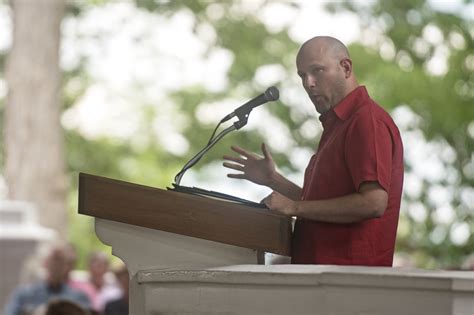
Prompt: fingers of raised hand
<box><xmin>227</xmin><ymin>173</ymin><xmax>247</xmax><ymax>179</ymax></box>
<box><xmin>231</xmin><ymin>146</ymin><xmax>259</xmax><ymax>160</ymax></box>
<box><xmin>261</xmin><ymin>143</ymin><xmax>273</xmax><ymax>161</ymax></box>
<box><xmin>223</xmin><ymin>155</ymin><xmax>246</xmax><ymax>165</ymax></box>
<box><xmin>222</xmin><ymin>162</ymin><xmax>245</xmax><ymax>172</ymax></box>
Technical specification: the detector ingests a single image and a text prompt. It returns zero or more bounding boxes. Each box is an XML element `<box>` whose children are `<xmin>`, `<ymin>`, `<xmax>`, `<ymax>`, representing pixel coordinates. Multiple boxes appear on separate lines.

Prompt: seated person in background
<box><xmin>3</xmin><ymin>242</ymin><xmax>91</xmax><ymax>315</ymax></box>
<box><xmin>33</xmin><ymin>299</ymin><xmax>90</xmax><ymax>315</ymax></box>
<box><xmin>69</xmin><ymin>251</ymin><xmax>121</xmax><ymax>314</ymax></box>
<box><xmin>104</xmin><ymin>264</ymin><xmax>129</xmax><ymax>315</ymax></box>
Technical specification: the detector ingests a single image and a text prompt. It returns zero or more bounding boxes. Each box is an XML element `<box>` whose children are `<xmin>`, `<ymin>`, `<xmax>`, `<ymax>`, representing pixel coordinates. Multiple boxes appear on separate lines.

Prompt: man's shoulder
<box><xmin>351</xmin><ymin>98</ymin><xmax>397</xmax><ymax>125</ymax></box>
<box><xmin>6</xmin><ymin>282</ymin><xmax>47</xmax><ymax>310</ymax></box>
<box><xmin>13</xmin><ymin>282</ymin><xmax>45</xmax><ymax>297</ymax></box>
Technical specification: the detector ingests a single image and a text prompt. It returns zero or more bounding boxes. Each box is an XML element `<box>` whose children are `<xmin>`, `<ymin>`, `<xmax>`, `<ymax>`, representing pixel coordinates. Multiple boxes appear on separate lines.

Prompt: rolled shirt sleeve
<box><xmin>344</xmin><ymin>112</ymin><xmax>393</xmax><ymax>192</ymax></box>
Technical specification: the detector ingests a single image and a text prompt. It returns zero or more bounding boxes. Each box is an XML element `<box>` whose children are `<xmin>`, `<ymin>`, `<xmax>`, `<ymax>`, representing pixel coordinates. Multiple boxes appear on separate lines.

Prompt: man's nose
<box><xmin>304</xmin><ymin>75</ymin><xmax>316</xmax><ymax>90</ymax></box>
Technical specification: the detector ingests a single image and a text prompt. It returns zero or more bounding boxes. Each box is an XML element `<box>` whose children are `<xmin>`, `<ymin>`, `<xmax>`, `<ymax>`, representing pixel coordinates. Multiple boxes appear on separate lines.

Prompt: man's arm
<box><xmin>266</xmin><ymin>171</ymin><xmax>302</xmax><ymax>201</ymax></box>
<box><xmin>262</xmin><ymin>181</ymin><xmax>388</xmax><ymax>223</ymax></box>
<box><xmin>223</xmin><ymin>143</ymin><xmax>302</xmax><ymax>200</ymax></box>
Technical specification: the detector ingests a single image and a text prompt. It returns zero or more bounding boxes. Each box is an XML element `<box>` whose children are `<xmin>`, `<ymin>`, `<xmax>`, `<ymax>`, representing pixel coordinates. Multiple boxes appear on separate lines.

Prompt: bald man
<box><xmin>223</xmin><ymin>36</ymin><xmax>404</xmax><ymax>266</ymax></box>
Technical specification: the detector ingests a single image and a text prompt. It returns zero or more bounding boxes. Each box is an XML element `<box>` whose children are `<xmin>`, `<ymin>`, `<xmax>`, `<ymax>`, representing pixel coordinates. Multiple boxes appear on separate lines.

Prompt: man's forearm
<box><xmin>293</xmin><ymin>186</ymin><xmax>387</xmax><ymax>223</ymax></box>
<box><xmin>268</xmin><ymin>172</ymin><xmax>302</xmax><ymax>200</ymax></box>
<box><xmin>263</xmin><ymin>182</ymin><xmax>388</xmax><ymax>223</ymax></box>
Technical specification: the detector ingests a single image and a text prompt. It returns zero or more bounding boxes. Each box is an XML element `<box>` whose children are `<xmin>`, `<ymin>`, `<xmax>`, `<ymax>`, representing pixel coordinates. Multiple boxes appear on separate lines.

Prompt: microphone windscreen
<box><xmin>264</xmin><ymin>86</ymin><xmax>279</xmax><ymax>101</ymax></box>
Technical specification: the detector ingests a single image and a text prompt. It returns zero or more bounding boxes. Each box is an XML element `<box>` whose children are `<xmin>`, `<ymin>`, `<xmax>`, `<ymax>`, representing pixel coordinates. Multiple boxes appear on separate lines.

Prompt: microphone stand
<box><xmin>173</xmin><ymin>114</ymin><xmax>249</xmax><ymax>186</ymax></box>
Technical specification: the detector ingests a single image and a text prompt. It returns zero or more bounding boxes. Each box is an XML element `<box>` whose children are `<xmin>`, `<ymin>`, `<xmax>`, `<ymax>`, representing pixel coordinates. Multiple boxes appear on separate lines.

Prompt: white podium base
<box><xmin>95</xmin><ymin>219</ymin><xmax>474</xmax><ymax>315</ymax></box>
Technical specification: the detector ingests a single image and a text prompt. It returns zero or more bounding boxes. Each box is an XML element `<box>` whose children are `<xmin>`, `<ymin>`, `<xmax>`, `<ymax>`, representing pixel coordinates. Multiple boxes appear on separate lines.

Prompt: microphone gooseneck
<box><xmin>173</xmin><ymin>86</ymin><xmax>280</xmax><ymax>185</ymax></box>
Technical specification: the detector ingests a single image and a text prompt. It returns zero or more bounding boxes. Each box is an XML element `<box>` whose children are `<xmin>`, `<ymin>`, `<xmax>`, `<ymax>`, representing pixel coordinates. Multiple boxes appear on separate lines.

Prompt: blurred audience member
<box><xmin>104</xmin><ymin>264</ymin><xmax>129</xmax><ymax>315</ymax></box>
<box><xmin>69</xmin><ymin>251</ymin><xmax>121</xmax><ymax>313</ymax></box>
<box><xmin>33</xmin><ymin>299</ymin><xmax>90</xmax><ymax>315</ymax></box>
<box><xmin>3</xmin><ymin>243</ymin><xmax>91</xmax><ymax>315</ymax></box>
<box><xmin>64</xmin><ymin>243</ymin><xmax>79</xmax><ymax>279</ymax></box>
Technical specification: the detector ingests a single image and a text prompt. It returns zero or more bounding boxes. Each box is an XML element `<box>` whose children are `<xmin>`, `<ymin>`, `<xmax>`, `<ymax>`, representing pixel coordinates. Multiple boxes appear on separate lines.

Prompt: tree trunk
<box><xmin>4</xmin><ymin>0</ymin><xmax>67</xmax><ymax>237</ymax></box>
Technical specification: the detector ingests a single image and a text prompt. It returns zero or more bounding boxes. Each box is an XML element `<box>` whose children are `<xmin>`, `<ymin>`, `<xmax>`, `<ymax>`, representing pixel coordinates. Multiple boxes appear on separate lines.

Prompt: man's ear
<box><xmin>340</xmin><ymin>58</ymin><xmax>353</xmax><ymax>78</ymax></box>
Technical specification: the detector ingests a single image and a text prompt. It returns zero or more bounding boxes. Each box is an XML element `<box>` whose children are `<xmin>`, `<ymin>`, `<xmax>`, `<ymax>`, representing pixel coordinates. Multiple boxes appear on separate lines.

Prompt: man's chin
<box><xmin>314</xmin><ymin>104</ymin><xmax>330</xmax><ymax>115</ymax></box>
<box><xmin>310</xmin><ymin>97</ymin><xmax>329</xmax><ymax>113</ymax></box>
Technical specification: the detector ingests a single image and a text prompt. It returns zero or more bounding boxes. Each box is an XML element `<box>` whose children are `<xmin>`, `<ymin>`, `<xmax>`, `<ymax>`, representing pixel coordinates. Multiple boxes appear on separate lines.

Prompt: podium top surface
<box><xmin>78</xmin><ymin>173</ymin><xmax>291</xmax><ymax>256</ymax></box>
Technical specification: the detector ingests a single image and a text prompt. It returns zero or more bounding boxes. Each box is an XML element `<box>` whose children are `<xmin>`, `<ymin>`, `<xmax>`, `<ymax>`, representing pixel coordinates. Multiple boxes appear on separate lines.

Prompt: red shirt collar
<box><xmin>319</xmin><ymin>86</ymin><xmax>369</xmax><ymax>125</ymax></box>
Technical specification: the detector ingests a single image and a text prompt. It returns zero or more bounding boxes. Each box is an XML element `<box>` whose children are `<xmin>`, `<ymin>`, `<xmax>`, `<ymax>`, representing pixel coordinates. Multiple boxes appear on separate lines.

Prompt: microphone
<box><xmin>221</xmin><ymin>86</ymin><xmax>279</xmax><ymax>123</ymax></box>
<box><xmin>173</xmin><ymin>86</ymin><xmax>280</xmax><ymax>185</ymax></box>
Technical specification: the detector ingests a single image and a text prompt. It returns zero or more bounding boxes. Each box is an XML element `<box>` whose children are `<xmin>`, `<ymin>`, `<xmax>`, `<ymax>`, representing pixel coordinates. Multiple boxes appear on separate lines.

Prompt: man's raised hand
<box><xmin>223</xmin><ymin>143</ymin><xmax>276</xmax><ymax>187</ymax></box>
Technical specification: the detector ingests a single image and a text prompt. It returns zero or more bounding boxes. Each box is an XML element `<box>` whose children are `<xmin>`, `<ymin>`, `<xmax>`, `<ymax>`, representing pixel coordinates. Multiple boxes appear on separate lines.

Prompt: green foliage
<box><xmin>136</xmin><ymin>0</ymin><xmax>208</xmax><ymax>16</ymax></box>
<box><xmin>62</xmin><ymin>59</ymin><xmax>90</xmax><ymax>111</ymax></box>
<box><xmin>0</xmin><ymin>51</ymin><xmax>5</xmax><ymax>73</ymax></box>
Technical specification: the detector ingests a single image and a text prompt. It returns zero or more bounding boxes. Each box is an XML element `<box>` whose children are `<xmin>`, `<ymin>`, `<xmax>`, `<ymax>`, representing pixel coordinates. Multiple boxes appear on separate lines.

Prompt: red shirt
<box><xmin>292</xmin><ymin>86</ymin><xmax>404</xmax><ymax>266</ymax></box>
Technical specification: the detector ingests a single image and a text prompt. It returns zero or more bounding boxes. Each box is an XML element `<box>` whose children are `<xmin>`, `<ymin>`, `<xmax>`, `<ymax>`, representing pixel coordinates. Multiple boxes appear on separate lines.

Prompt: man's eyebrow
<box><xmin>297</xmin><ymin>63</ymin><xmax>325</xmax><ymax>75</ymax></box>
<box><xmin>309</xmin><ymin>63</ymin><xmax>325</xmax><ymax>70</ymax></box>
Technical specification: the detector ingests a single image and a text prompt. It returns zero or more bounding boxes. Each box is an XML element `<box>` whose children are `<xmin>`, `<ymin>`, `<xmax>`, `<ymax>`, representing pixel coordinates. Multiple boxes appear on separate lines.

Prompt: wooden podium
<box><xmin>79</xmin><ymin>173</ymin><xmax>291</xmax><ymax>256</ymax></box>
<box><xmin>79</xmin><ymin>173</ymin><xmax>291</xmax><ymax>313</ymax></box>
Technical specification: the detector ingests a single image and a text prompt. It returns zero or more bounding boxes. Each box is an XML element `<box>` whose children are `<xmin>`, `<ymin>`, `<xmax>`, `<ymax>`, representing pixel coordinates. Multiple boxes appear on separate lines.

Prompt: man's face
<box><xmin>296</xmin><ymin>43</ymin><xmax>347</xmax><ymax>114</ymax></box>
<box><xmin>89</xmin><ymin>258</ymin><xmax>108</xmax><ymax>279</ymax></box>
<box><xmin>45</xmin><ymin>249</ymin><xmax>69</xmax><ymax>286</ymax></box>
